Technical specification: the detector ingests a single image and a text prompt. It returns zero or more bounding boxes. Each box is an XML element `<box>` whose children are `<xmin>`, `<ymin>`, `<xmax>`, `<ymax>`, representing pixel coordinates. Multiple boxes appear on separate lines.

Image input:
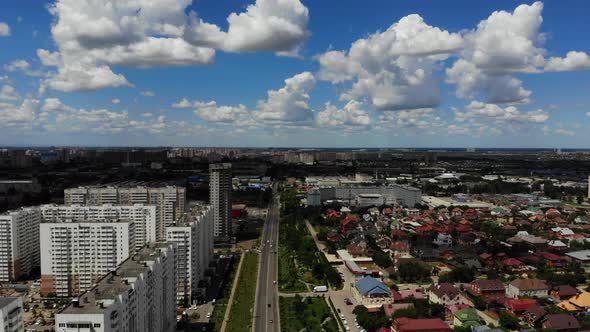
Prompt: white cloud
<box><xmin>141</xmin><ymin>112</ymin><xmax>153</xmax><ymax>117</ymax></box>
<box><xmin>221</xmin><ymin>0</ymin><xmax>309</xmax><ymax>53</ymax></box>
<box><xmin>316</xmin><ymin>100</ymin><xmax>371</xmax><ymax>128</ymax></box>
<box><xmin>45</xmin><ymin>62</ymin><xmax>132</xmax><ymax>92</ymax></box>
<box><xmin>545</xmin><ymin>51</ymin><xmax>590</xmax><ymax>72</ymax></box>
<box><xmin>0</xmin><ymin>85</ymin><xmax>19</xmax><ymax>101</ymax></box>
<box><xmin>586</xmin><ymin>112</ymin><xmax>590</xmax><ymax>118</ymax></box>
<box><xmin>172</xmin><ymin>98</ymin><xmax>192</xmax><ymax>108</ymax></box>
<box><xmin>193</xmin><ymin>101</ymin><xmax>252</xmax><ymax>124</ymax></box>
<box><xmin>447</xmin><ymin>124</ymin><xmax>470</xmax><ymax>135</ymax></box>
<box><xmin>554</xmin><ymin>128</ymin><xmax>575</xmax><ymax>136</ymax></box>
<box><xmin>0</xmin><ymin>22</ymin><xmax>10</xmax><ymax>36</ymax></box>
<box><xmin>4</xmin><ymin>59</ymin><xmax>49</xmax><ymax>77</ymax></box>
<box><xmin>0</xmin><ymin>99</ymin><xmax>38</xmax><ymax>126</ymax></box>
<box><xmin>111</xmin><ymin>98</ymin><xmax>121</xmax><ymax>104</ymax></box>
<box><xmin>140</xmin><ymin>91</ymin><xmax>155</xmax><ymax>97</ymax></box>
<box><xmin>254</xmin><ymin>71</ymin><xmax>316</xmax><ymax>124</ymax></box>
<box><xmin>378</xmin><ymin>108</ymin><xmax>443</xmax><ymax>129</ymax></box>
<box><xmin>41</xmin><ymin>0</ymin><xmax>310</xmax><ymax>92</ymax></box>
<box><xmin>455</xmin><ymin>101</ymin><xmax>549</xmax><ymax>124</ymax></box>
<box><xmin>317</xmin><ymin>14</ymin><xmax>462</xmax><ymax>111</ymax></box>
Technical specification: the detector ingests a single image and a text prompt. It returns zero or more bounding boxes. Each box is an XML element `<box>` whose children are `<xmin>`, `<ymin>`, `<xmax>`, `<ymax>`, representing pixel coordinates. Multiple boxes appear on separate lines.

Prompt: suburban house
<box><xmin>391</xmin><ymin>318</ymin><xmax>451</xmax><ymax>332</ymax></box>
<box><xmin>558</xmin><ymin>292</ymin><xmax>590</xmax><ymax>312</ymax></box>
<box><xmin>551</xmin><ymin>285</ymin><xmax>579</xmax><ymax>301</ymax></box>
<box><xmin>353</xmin><ymin>276</ymin><xmax>393</xmax><ymax>309</ymax></box>
<box><xmin>505</xmin><ymin>298</ymin><xmax>539</xmax><ymax>316</ymax></box>
<box><xmin>507</xmin><ymin>278</ymin><xmax>549</xmax><ymax>298</ymax></box>
<box><xmin>428</xmin><ymin>283</ymin><xmax>465</xmax><ymax>305</ymax></box>
<box><xmin>453</xmin><ymin>308</ymin><xmax>482</xmax><ymax>327</ymax></box>
<box><xmin>467</xmin><ymin>279</ymin><xmax>505</xmax><ymax>302</ymax></box>
<box><xmin>541</xmin><ymin>314</ymin><xmax>581</xmax><ymax>332</ymax></box>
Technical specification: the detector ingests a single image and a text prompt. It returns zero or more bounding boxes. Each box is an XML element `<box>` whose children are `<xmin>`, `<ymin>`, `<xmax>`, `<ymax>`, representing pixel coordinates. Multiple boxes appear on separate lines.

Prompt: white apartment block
<box><xmin>40</xmin><ymin>204</ymin><xmax>158</xmax><ymax>250</ymax></box>
<box><xmin>0</xmin><ymin>297</ymin><xmax>24</xmax><ymax>332</ymax></box>
<box><xmin>0</xmin><ymin>207</ymin><xmax>41</xmax><ymax>282</ymax></box>
<box><xmin>40</xmin><ymin>220</ymin><xmax>135</xmax><ymax>297</ymax></box>
<box><xmin>209</xmin><ymin>164</ymin><xmax>232</xmax><ymax>241</ymax></box>
<box><xmin>55</xmin><ymin>243</ymin><xmax>176</xmax><ymax>332</ymax></box>
<box><xmin>166</xmin><ymin>205</ymin><xmax>214</xmax><ymax>304</ymax></box>
<box><xmin>64</xmin><ymin>185</ymin><xmax>186</xmax><ymax>240</ymax></box>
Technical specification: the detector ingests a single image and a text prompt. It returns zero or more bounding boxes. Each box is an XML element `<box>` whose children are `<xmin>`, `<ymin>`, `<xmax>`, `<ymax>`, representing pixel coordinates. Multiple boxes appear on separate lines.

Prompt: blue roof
<box><xmin>355</xmin><ymin>276</ymin><xmax>391</xmax><ymax>296</ymax></box>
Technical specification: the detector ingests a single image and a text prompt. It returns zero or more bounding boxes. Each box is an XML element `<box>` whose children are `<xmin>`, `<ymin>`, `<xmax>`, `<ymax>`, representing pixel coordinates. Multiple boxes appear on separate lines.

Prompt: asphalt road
<box><xmin>254</xmin><ymin>191</ymin><xmax>280</xmax><ymax>332</ymax></box>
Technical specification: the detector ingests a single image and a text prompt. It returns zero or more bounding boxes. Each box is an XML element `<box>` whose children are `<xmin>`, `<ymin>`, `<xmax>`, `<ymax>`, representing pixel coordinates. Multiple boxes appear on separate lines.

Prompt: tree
<box><xmin>499</xmin><ymin>311</ymin><xmax>519</xmax><ymax>330</ymax></box>
<box><xmin>397</xmin><ymin>262</ymin><xmax>430</xmax><ymax>283</ymax></box>
<box><xmin>303</xmin><ymin>272</ymin><xmax>313</xmax><ymax>283</ymax></box>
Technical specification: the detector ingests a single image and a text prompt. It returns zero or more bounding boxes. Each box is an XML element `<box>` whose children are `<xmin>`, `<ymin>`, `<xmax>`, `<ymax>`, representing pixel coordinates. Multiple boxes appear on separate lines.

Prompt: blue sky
<box><xmin>0</xmin><ymin>0</ymin><xmax>589</xmax><ymax>148</ymax></box>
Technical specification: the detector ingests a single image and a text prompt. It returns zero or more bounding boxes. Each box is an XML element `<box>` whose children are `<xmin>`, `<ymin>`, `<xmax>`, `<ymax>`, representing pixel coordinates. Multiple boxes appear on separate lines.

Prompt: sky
<box><xmin>1</xmin><ymin>0</ymin><xmax>590</xmax><ymax>148</ymax></box>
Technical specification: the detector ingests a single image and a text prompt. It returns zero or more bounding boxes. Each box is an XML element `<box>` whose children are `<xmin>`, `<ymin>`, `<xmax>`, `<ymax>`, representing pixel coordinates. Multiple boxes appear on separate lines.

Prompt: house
<box><xmin>445</xmin><ymin>304</ymin><xmax>470</xmax><ymax>322</ymax></box>
<box><xmin>501</xmin><ymin>258</ymin><xmax>528</xmax><ymax>273</ymax></box>
<box><xmin>353</xmin><ymin>276</ymin><xmax>393</xmax><ymax>309</ymax></box>
<box><xmin>536</xmin><ymin>251</ymin><xmax>568</xmax><ymax>269</ymax></box>
<box><xmin>505</xmin><ymin>298</ymin><xmax>538</xmax><ymax>316</ymax></box>
<box><xmin>433</xmin><ymin>233</ymin><xmax>453</xmax><ymax>247</ymax></box>
<box><xmin>558</xmin><ymin>292</ymin><xmax>590</xmax><ymax>312</ymax></box>
<box><xmin>395</xmin><ymin>288</ymin><xmax>426</xmax><ymax>301</ymax></box>
<box><xmin>506</xmin><ymin>278</ymin><xmax>549</xmax><ymax>298</ymax></box>
<box><xmin>551</xmin><ymin>285</ymin><xmax>579</xmax><ymax>301</ymax></box>
<box><xmin>391</xmin><ymin>318</ymin><xmax>451</xmax><ymax>332</ymax></box>
<box><xmin>541</xmin><ymin>314</ymin><xmax>580</xmax><ymax>332</ymax></box>
<box><xmin>523</xmin><ymin>305</ymin><xmax>546</xmax><ymax>327</ymax></box>
<box><xmin>428</xmin><ymin>283</ymin><xmax>464</xmax><ymax>305</ymax></box>
<box><xmin>453</xmin><ymin>308</ymin><xmax>482</xmax><ymax>327</ymax></box>
<box><xmin>467</xmin><ymin>279</ymin><xmax>505</xmax><ymax>302</ymax></box>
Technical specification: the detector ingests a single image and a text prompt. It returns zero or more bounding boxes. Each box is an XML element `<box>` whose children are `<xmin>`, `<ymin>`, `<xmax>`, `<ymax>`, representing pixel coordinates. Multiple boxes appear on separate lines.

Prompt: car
<box><xmin>268</xmin><ymin>303</ymin><xmax>271</xmax><ymax>308</ymax></box>
<box><xmin>344</xmin><ymin>298</ymin><xmax>353</xmax><ymax>305</ymax></box>
<box><xmin>340</xmin><ymin>314</ymin><xmax>345</xmax><ymax>319</ymax></box>
<box><xmin>206</xmin><ymin>313</ymin><xmax>211</xmax><ymax>319</ymax></box>
<box><xmin>269</xmin><ymin>320</ymin><xmax>273</xmax><ymax>323</ymax></box>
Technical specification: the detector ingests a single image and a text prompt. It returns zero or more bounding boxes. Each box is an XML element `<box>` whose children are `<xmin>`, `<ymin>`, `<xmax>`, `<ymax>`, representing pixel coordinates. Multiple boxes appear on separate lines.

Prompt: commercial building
<box><xmin>0</xmin><ymin>297</ymin><xmax>24</xmax><ymax>332</ymax></box>
<box><xmin>209</xmin><ymin>163</ymin><xmax>232</xmax><ymax>241</ymax></box>
<box><xmin>40</xmin><ymin>220</ymin><xmax>136</xmax><ymax>297</ymax></box>
<box><xmin>55</xmin><ymin>243</ymin><xmax>176</xmax><ymax>332</ymax></box>
<box><xmin>307</xmin><ymin>185</ymin><xmax>421</xmax><ymax>208</ymax></box>
<box><xmin>0</xmin><ymin>207</ymin><xmax>41</xmax><ymax>282</ymax></box>
<box><xmin>64</xmin><ymin>184</ymin><xmax>186</xmax><ymax>240</ymax></box>
<box><xmin>40</xmin><ymin>204</ymin><xmax>158</xmax><ymax>250</ymax></box>
<box><xmin>166</xmin><ymin>205</ymin><xmax>214</xmax><ymax>304</ymax></box>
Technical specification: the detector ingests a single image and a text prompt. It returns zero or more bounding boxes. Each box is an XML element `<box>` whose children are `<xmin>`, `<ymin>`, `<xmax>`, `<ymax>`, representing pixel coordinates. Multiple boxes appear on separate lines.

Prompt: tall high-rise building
<box><xmin>55</xmin><ymin>243</ymin><xmax>176</xmax><ymax>332</ymax></box>
<box><xmin>40</xmin><ymin>204</ymin><xmax>158</xmax><ymax>250</ymax></box>
<box><xmin>0</xmin><ymin>297</ymin><xmax>24</xmax><ymax>332</ymax></box>
<box><xmin>0</xmin><ymin>207</ymin><xmax>41</xmax><ymax>282</ymax></box>
<box><xmin>40</xmin><ymin>220</ymin><xmax>136</xmax><ymax>297</ymax></box>
<box><xmin>588</xmin><ymin>176</ymin><xmax>590</xmax><ymax>199</ymax></box>
<box><xmin>209</xmin><ymin>163</ymin><xmax>232</xmax><ymax>241</ymax></box>
<box><xmin>166</xmin><ymin>205</ymin><xmax>214</xmax><ymax>304</ymax></box>
<box><xmin>64</xmin><ymin>184</ymin><xmax>185</xmax><ymax>239</ymax></box>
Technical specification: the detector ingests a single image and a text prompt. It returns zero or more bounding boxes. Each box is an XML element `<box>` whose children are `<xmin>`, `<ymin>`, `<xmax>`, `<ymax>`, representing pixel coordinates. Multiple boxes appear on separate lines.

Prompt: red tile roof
<box><xmin>392</xmin><ymin>318</ymin><xmax>451</xmax><ymax>332</ymax></box>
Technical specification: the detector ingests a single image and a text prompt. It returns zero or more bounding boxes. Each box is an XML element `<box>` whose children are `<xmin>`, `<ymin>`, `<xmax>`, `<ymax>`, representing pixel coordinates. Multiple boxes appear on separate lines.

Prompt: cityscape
<box><xmin>1</xmin><ymin>1</ymin><xmax>590</xmax><ymax>332</ymax></box>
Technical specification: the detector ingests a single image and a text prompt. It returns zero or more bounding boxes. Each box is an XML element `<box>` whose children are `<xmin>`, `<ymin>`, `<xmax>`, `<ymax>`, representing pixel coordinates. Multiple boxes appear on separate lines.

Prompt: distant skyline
<box><xmin>1</xmin><ymin>0</ymin><xmax>590</xmax><ymax>148</ymax></box>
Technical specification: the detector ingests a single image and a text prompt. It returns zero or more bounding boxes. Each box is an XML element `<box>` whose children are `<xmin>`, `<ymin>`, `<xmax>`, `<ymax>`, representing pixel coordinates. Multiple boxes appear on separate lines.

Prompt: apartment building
<box><xmin>0</xmin><ymin>207</ymin><xmax>41</xmax><ymax>282</ymax></box>
<box><xmin>64</xmin><ymin>184</ymin><xmax>185</xmax><ymax>239</ymax></box>
<box><xmin>55</xmin><ymin>243</ymin><xmax>176</xmax><ymax>332</ymax></box>
<box><xmin>209</xmin><ymin>163</ymin><xmax>232</xmax><ymax>241</ymax></box>
<box><xmin>40</xmin><ymin>220</ymin><xmax>135</xmax><ymax>297</ymax></box>
<box><xmin>166</xmin><ymin>205</ymin><xmax>214</xmax><ymax>304</ymax></box>
<box><xmin>40</xmin><ymin>204</ymin><xmax>158</xmax><ymax>250</ymax></box>
<box><xmin>0</xmin><ymin>297</ymin><xmax>24</xmax><ymax>332</ymax></box>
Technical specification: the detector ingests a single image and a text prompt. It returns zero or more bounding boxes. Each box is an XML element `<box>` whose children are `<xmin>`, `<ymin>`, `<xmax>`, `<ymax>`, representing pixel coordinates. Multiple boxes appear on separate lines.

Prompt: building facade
<box><xmin>209</xmin><ymin>163</ymin><xmax>232</xmax><ymax>241</ymax></box>
<box><xmin>307</xmin><ymin>185</ymin><xmax>422</xmax><ymax>207</ymax></box>
<box><xmin>55</xmin><ymin>243</ymin><xmax>176</xmax><ymax>332</ymax></box>
<box><xmin>166</xmin><ymin>205</ymin><xmax>214</xmax><ymax>305</ymax></box>
<box><xmin>0</xmin><ymin>207</ymin><xmax>41</xmax><ymax>282</ymax></box>
<box><xmin>0</xmin><ymin>297</ymin><xmax>24</xmax><ymax>332</ymax></box>
<box><xmin>40</xmin><ymin>220</ymin><xmax>135</xmax><ymax>297</ymax></box>
<box><xmin>40</xmin><ymin>204</ymin><xmax>158</xmax><ymax>250</ymax></box>
<box><xmin>64</xmin><ymin>185</ymin><xmax>185</xmax><ymax>240</ymax></box>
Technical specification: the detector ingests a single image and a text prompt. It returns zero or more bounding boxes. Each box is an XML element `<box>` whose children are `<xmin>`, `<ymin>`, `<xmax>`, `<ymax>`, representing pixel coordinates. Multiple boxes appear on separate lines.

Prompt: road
<box><xmin>254</xmin><ymin>190</ymin><xmax>280</xmax><ymax>332</ymax></box>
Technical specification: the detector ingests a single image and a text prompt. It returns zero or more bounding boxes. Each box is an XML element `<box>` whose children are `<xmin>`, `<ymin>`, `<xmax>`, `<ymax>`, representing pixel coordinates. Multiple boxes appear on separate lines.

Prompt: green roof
<box><xmin>455</xmin><ymin>308</ymin><xmax>481</xmax><ymax>323</ymax></box>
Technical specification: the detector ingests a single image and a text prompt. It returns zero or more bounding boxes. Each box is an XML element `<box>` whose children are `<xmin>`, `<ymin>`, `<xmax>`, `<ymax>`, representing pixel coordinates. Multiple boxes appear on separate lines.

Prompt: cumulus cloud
<box><xmin>378</xmin><ymin>108</ymin><xmax>443</xmax><ymax>129</ymax></box>
<box><xmin>0</xmin><ymin>99</ymin><xmax>38</xmax><ymax>126</ymax></box>
<box><xmin>111</xmin><ymin>98</ymin><xmax>121</xmax><ymax>104</ymax></box>
<box><xmin>0</xmin><ymin>22</ymin><xmax>10</xmax><ymax>36</ymax></box>
<box><xmin>316</xmin><ymin>100</ymin><xmax>371</xmax><ymax>128</ymax></box>
<box><xmin>140</xmin><ymin>91</ymin><xmax>155</xmax><ymax>97</ymax></box>
<box><xmin>41</xmin><ymin>0</ymin><xmax>310</xmax><ymax>92</ymax></box>
<box><xmin>254</xmin><ymin>71</ymin><xmax>316</xmax><ymax>124</ymax></box>
<box><xmin>172</xmin><ymin>98</ymin><xmax>192</xmax><ymax>108</ymax></box>
<box><xmin>193</xmin><ymin>101</ymin><xmax>252</xmax><ymax>124</ymax></box>
<box><xmin>0</xmin><ymin>85</ymin><xmax>19</xmax><ymax>101</ymax></box>
<box><xmin>545</xmin><ymin>51</ymin><xmax>590</xmax><ymax>72</ymax></box>
<box><xmin>455</xmin><ymin>100</ymin><xmax>549</xmax><ymax>124</ymax></box>
<box><xmin>554</xmin><ymin>128</ymin><xmax>575</xmax><ymax>136</ymax></box>
<box><xmin>317</xmin><ymin>14</ymin><xmax>462</xmax><ymax>111</ymax></box>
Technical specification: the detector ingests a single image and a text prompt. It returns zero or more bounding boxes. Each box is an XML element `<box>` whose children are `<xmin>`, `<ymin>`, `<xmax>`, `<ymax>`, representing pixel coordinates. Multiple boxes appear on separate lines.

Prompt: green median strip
<box><xmin>226</xmin><ymin>252</ymin><xmax>259</xmax><ymax>332</ymax></box>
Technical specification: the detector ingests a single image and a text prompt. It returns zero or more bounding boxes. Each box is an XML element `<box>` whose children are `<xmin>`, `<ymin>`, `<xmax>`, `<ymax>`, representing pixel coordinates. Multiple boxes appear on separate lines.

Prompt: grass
<box><xmin>278</xmin><ymin>246</ymin><xmax>308</xmax><ymax>293</ymax></box>
<box><xmin>211</xmin><ymin>254</ymin><xmax>241</xmax><ymax>331</ymax></box>
<box><xmin>226</xmin><ymin>252</ymin><xmax>259</xmax><ymax>332</ymax></box>
<box><xmin>279</xmin><ymin>296</ymin><xmax>340</xmax><ymax>332</ymax></box>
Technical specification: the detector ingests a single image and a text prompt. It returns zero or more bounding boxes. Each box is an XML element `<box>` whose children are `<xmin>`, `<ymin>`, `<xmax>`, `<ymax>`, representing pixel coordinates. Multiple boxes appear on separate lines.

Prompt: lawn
<box><xmin>226</xmin><ymin>251</ymin><xmax>259</xmax><ymax>332</ymax></box>
<box><xmin>278</xmin><ymin>246</ymin><xmax>308</xmax><ymax>292</ymax></box>
<box><xmin>279</xmin><ymin>295</ymin><xmax>340</xmax><ymax>332</ymax></box>
<box><xmin>212</xmin><ymin>254</ymin><xmax>241</xmax><ymax>331</ymax></box>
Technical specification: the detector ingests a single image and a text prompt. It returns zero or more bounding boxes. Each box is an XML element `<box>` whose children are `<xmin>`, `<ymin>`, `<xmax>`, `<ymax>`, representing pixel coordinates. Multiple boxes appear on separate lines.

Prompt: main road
<box><xmin>253</xmin><ymin>188</ymin><xmax>280</xmax><ymax>332</ymax></box>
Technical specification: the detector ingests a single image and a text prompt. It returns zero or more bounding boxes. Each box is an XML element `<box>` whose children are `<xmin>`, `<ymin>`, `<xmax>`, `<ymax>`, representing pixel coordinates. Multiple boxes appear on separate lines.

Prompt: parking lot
<box><xmin>328</xmin><ymin>264</ymin><xmax>363</xmax><ymax>332</ymax></box>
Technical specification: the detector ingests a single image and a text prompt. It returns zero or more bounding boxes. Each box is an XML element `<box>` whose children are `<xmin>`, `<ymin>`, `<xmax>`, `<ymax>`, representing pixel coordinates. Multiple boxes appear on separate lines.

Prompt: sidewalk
<box><xmin>220</xmin><ymin>252</ymin><xmax>245</xmax><ymax>332</ymax></box>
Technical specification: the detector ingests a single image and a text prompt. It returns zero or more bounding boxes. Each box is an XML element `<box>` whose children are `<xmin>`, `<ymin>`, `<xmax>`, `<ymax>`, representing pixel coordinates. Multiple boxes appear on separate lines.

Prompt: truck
<box><xmin>313</xmin><ymin>285</ymin><xmax>328</xmax><ymax>293</ymax></box>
